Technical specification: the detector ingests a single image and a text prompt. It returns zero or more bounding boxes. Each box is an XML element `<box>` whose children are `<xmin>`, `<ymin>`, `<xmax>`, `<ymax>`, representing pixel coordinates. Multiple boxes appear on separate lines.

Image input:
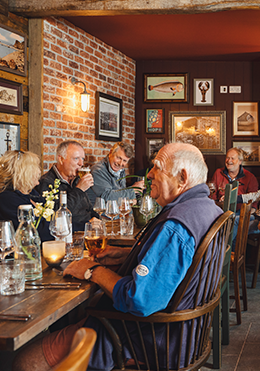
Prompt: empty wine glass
<box><xmin>119</xmin><ymin>198</ymin><xmax>131</xmax><ymax>234</ymax></box>
<box><xmin>93</xmin><ymin>197</ymin><xmax>106</xmax><ymax>218</ymax></box>
<box><xmin>140</xmin><ymin>195</ymin><xmax>154</xmax><ymax>224</ymax></box>
<box><xmin>0</xmin><ymin>220</ymin><xmax>17</xmax><ymax>261</ymax></box>
<box><xmin>49</xmin><ymin>211</ymin><xmax>71</xmax><ymax>240</ymax></box>
<box><xmin>105</xmin><ymin>200</ymin><xmax>119</xmax><ymax>236</ymax></box>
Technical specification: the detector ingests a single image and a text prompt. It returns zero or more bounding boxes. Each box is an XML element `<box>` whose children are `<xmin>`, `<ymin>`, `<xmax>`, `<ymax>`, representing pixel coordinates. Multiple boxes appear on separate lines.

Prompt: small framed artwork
<box><xmin>233</xmin><ymin>141</ymin><xmax>260</xmax><ymax>166</ymax></box>
<box><xmin>0</xmin><ymin>78</ymin><xmax>23</xmax><ymax>115</ymax></box>
<box><xmin>146</xmin><ymin>138</ymin><xmax>164</xmax><ymax>158</ymax></box>
<box><xmin>169</xmin><ymin>111</ymin><xmax>226</xmax><ymax>155</ymax></box>
<box><xmin>146</xmin><ymin>108</ymin><xmax>164</xmax><ymax>134</ymax></box>
<box><xmin>0</xmin><ymin>24</ymin><xmax>27</xmax><ymax>76</ymax></box>
<box><xmin>233</xmin><ymin>101</ymin><xmax>258</xmax><ymax>136</ymax></box>
<box><xmin>144</xmin><ymin>73</ymin><xmax>189</xmax><ymax>103</ymax></box>
<box><xmin>0</xmin><ymin>122</ymin><xmax>20</xmax><ymax>156</ymax></box>
<box><xmin>95</xmin><ymin>91</ymin><xmax>122</xmax><ymax>142</ymax></box>
<box><xmin>193</xmin><ymin>78</ymin><xmax>214</xmax><ymax>106</ymax></box>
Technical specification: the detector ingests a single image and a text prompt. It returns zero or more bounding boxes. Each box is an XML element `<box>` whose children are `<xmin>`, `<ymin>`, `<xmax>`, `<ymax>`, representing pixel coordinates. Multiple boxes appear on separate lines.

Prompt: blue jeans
<box><xmin>232</xmin><ymin>210</ymin><xmax>259</xmax><ymax>251</ymax></box>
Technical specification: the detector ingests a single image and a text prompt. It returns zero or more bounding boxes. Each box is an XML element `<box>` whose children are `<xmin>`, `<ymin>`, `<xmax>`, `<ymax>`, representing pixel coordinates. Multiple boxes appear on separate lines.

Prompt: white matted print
<box><xmin>193</xmin><ymin>78</ymin><xmax>214</xmax><ymax>106</ymax></box>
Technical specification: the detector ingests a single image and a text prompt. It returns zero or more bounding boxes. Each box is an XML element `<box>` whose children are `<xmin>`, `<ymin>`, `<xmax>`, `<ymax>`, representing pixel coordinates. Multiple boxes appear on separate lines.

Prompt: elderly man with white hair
<box><xmin>14</xmin><ymin>142</ymin><xmax>223</xmax><ymax>371</ymax></box>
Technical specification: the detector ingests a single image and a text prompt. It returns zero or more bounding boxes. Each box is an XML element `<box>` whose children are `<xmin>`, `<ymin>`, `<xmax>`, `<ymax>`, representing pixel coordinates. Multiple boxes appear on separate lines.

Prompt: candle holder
<box><xmin>42</xmin><ymin>241</ymin><xmax>66</xmax><ymax>267</ymax></box>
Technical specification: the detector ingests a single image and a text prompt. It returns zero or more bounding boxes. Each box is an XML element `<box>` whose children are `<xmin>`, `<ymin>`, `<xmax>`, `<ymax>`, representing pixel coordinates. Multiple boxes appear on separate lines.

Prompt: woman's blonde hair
<box><xmin>0</xmin><ymin>150</ymin><xmax>41</xmax><ymax>194</ymax></box>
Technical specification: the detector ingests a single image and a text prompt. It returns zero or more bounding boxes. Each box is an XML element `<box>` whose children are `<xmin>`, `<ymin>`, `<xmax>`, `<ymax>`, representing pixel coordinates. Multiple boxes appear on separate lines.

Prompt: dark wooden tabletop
<box><xmin>0</xmin><ymin>262</ymin><xmax>97</xmax><ymax>352</ymax></box>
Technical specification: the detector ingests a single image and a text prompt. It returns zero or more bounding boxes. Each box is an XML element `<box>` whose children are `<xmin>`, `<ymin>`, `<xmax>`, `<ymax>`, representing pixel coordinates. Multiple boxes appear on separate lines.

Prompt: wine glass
<box><xmin>93</xmin><ymin>197</ymin><xmax>106</xmax><ymax>218</ymax></box>
<box><xmin>140</xmin><ymin>195</ymin><xmax>154</xmax><ymax>224</ymax></box>
<box><xmin>0</xmin><ymin>220</ymin><xmax>17</xmax><ymax>261</ymax></box>
<box><xmin>49</xmin><ymin>211</ymin><xmax>71</xmax><ymax>240</ymax></box>
<box><xmin>119</xmin><ymin>198</ymin><xmax>131</xmax><ymax>235</ymax></box>
<box><xmin>84</xmin><ymin>222</ymin><xmax>107</xmax><ymax>257</ymax></box>
<box><xmin>105</xmin><ymin>200</ymin><xmax>119</xmax><ymax>236</ymax></box>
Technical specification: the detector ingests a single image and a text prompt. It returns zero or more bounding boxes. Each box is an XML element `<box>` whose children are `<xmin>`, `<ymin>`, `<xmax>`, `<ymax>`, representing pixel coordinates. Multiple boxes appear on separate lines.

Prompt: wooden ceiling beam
<box><xmin>8</xmin><ymin>0</ymin><xmax>260</xmax><ymax>18</ymax></box>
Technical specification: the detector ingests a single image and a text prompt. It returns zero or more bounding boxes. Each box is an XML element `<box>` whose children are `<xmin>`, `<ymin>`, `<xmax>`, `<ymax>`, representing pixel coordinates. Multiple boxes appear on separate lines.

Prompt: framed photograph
<box><xmin>169</xmin><ymin>111</ymin><xmax>226</xmax><ymax>155</ymax></box>
<box><xmin>95</xmin><ymin>91</ymin><xmax>122</xmax><ymax>142</ymax></box>
<box><xmin>233</xmin><ymin>141</ymin><xmax>260</xmax><ymax>166</ymax></box>
<box><xmin>0</xmin><ymin>24</ymin><xmax>27</xmax><ymax>76</ymax></box>
<box><xmin>146</xmin><ymin>138</ymin><xmax>164</xmax><ymax>158</ymax></box>
<box><xmin>0</xmin><ymin>78</ymin><xmax>23</xmax><ymax>115</ymax></box>
<box><xmin>0</xmin><ymin>122</ymin><xmax>20</xmax><ymax>156</ymax></box>
<box><xmin>233</xmin><ymin>101</ymin><xmax>258</xmax><ymax>136</ymax></box>
<box><xmin>146</xmin><ymin>108</ymin><xmax>164</xmax><ymax>134</ymax></box>
<box><xmin>144</xmin><ymin>73</ymin><xmax>189</xmax><ymax>103</ymax></box>
<box><xmin>193</xmin><ymin>78</ymin><xmax>214</xmax><ymax>106</ymax></box>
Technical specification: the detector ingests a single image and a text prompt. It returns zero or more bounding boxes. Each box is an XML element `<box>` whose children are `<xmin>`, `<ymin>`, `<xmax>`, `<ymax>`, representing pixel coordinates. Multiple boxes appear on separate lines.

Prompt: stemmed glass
<box><xmin>0</xmin><ymin>220</ymin><xmax>17</xmax><ymax>261</ymax></box>
<box><xmin>207</xmin><ymin>181</ymin><xmax>216</xmax><ymax>195</ymax></box>
<box><xmin>49</xmin><ymin>211</ymin><xmax>71</xmax><ymax>240</ymax></box>
<box><xmin>93</xmin><ymin>197</ymin><xmax>106</xmax><ymax>219</ymax></box>
<box><xmin>105</xmin><ymin>200</ymin><xmax>119</xmax><ymax>236</ymax></box>
<box><xmin>140</xmin><ymin>195</ymin><xmax>154</xmax><ymax>225</ymax></box>
<box><xmin>119</xmin><ymin>198</ymin><xmax>131</xmax><ymax>234</ymax></box>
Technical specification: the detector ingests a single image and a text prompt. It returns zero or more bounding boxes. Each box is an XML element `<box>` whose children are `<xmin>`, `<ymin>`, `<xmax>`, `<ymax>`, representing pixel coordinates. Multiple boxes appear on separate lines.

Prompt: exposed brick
<box><xmin>69</xmin><ymin>61</ymin><xmax>79</xmax><ymax>69</ymax></box>
<box><xmin>57</xmin><ymin>55</ymin><xmax>68</xmax><ymax>65</ymax></box>
<box><xmin>49</xmin><ymin>61</ymin><xmax>62</xmax><ymax>71</ymax></box>
<box><xmin>51</xmin><ymin>44</ymin><xmax>62</xmax><ymax>55</ymax></box>
<box><xmin>69</xmin><ymin>45</ymin><xmax>79</xmax><ymax>55</ymax></box>
<box><xmin>44</xmin><ymin>50</ymin><xmax>56</xmax><ymax>60</ymax></box>
<box><xmin>63</xmin><ymin>50</ymin><xmax>74</xmax><ymax>59</ymax></box>
<box><xmin>51</xmin><ymin>27</ymin><xmax>62</xmax><ymax>39</ymax></box>
<box><xmin>57</xmin><ymin>39</ymin><xmax>68</xmax><ymax>49</ymax></box>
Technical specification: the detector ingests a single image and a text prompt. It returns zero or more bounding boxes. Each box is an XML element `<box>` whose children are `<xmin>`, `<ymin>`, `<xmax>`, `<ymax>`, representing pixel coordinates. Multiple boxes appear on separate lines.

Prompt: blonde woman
<box><xmin>0</xmin><ymin>150</ymin><xmax>52</xmax><ymax>241</ymax></box>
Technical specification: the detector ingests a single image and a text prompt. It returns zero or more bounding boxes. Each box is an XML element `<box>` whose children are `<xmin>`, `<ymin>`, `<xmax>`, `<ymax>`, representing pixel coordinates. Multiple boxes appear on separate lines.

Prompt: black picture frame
<box><xmin>0</xmin><ymin>23</ymin><xmax>27</xmax><ymax>77</ymax></box>
<box><xmin>146</xmin><ymin>108</ymin><xmax>165</xmax><ymax>134</ymax></box>
<box><xmin>95</xmin><ymin>92</ymin><xmax>122</xmax><ymax>142</ymax></box>
<box><xmin>144</xmin><ymin>73</ymin><xmax>189</xmax><ymax>103</ymax></box>
<box><xmin>146</xmin><ymin>138</ymin><xmax>164</xmax><ymax>158</ymax></box>
<box><xmin>0</xmin><ymin>78</ymin><xmax>23</xmax><ymax>115</ymax></box>
<box><xmin>0</xmin><ymin>122</ymin><xmax>20</xmax><ymax>156</ymax></box>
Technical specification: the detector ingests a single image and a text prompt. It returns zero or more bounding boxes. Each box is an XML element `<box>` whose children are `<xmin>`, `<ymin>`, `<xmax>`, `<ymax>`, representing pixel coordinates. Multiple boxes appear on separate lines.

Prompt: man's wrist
<box><xmin>84</xmin><ymin>264</ymin><xmax>102</xmax><ymax>281</ymax></box>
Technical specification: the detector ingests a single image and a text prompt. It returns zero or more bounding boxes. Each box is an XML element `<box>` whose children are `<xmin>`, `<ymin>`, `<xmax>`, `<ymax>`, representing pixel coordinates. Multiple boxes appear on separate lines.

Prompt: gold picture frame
<box><xmin>233</xmin><ymin>102</ymin><xmax>258</xmax><ymax>136</ymax></box>
<box><xmin>233</xmin><ymin>141</ymin><xmax>260</xmax><ymax>166</ymax></box>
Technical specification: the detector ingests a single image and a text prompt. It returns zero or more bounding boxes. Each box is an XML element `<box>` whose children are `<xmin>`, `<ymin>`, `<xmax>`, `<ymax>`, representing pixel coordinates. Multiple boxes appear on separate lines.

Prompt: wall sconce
<box><xmin>71</xmin><ymin>77</ymin><xmax>90</xmax><ymax>112</ymax></box>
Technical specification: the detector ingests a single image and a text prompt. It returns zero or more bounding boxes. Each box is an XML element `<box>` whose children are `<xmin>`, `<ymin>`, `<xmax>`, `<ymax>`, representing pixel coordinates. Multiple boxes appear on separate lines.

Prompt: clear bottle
<box><xmin>15</xmin><ymin>205</ymin><xmax>42</xmax><ymax>281</ymax></box>
<box><xmin>56</xmin><ymin>191</ymin><xmax>73</xmax><ymax>261</ymax></box>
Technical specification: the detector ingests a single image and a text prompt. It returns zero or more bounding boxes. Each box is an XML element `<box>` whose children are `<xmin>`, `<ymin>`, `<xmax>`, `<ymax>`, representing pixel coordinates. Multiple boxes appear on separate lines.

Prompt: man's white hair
<box><xmin>154</xmin><ymin>143</ymin><xmax>208</xmax><ymax>187</ymax></box>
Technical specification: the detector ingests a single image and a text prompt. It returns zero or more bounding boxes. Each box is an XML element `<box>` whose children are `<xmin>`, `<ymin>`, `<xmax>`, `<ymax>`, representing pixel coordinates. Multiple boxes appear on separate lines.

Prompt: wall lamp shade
<box><xmin>71</xmin><ymin>77</ymin><xmax>90</xmax><ymax>112</ymax></box>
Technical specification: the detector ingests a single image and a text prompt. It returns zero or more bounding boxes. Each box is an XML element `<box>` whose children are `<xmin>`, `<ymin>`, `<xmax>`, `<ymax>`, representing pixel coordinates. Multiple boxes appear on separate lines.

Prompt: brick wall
<box><xmin>42</xmin><ymin>17</ymin><xmax>136</xmax><ymax>172</ymax></box>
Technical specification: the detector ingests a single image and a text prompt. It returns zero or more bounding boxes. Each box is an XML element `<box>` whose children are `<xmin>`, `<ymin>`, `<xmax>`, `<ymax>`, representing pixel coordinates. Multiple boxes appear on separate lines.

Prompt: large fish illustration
<box><xmin>148</xmin><ymin>80</ymin><xmax>184</xmax><ymax>96</ymax></box>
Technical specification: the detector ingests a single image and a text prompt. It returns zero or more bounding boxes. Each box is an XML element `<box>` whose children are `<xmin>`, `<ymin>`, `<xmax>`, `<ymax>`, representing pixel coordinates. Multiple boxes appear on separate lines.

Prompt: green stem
<box><xmin>35</xmin><ymin>216</ymin><xmax>42</xmax><ymax>230</ymax></box>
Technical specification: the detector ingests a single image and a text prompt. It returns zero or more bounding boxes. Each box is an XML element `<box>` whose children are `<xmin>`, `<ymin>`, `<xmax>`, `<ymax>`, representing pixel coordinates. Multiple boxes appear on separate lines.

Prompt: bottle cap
<box><xmin>18</xmin><ymin>205</ymin><xmax>33</xmax><ymax>210</ymax></box>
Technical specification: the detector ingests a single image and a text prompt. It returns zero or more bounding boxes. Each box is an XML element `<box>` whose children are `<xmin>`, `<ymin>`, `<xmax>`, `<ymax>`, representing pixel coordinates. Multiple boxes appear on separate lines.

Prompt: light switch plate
<box><xmin>220</xmin><ymin>86</ymin><xmax>228</xmax><ymax>93</ymax></box>
<box><xmin>229</xmin><ymin>86</ymin><xmax>241</xmax><ymax>93</ymax></box>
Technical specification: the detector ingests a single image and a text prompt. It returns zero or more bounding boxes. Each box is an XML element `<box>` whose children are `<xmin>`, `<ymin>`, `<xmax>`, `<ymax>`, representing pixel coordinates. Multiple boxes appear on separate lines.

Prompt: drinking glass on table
<box><xmin>0</xmin><ymin>220</ymin><xmax>16</xmax><ymax>261</ymax></box>
<box><xmin>119</xmin><ymin>198</ymin><xmax>131</xmax><ymax>235</ymax></box>
<box><xmin>105</xmin><ymin>200</ymin><xmax>119</xmax><ymax>236</ymax></box>
<box><xmin>140</xmin><ymin>195</ymin><xmax>154</xmax><ymax>224</ymax></box>
<box><xmin>93</xmin><ymin>197</ymin><xmax>106</xmax><ymax>218</ymax></box>
<box><xmin>84</xmin><ymin>222</ymin><xmax>107</xmax><ymax>257</ymax></box>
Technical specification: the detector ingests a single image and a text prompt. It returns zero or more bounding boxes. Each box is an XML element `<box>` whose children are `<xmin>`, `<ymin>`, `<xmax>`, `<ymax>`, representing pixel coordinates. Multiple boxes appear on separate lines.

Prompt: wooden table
<box><xmin>0</xmin><ymin>263</ymin><xmax>97</xmax><ymax>351</ymax></box>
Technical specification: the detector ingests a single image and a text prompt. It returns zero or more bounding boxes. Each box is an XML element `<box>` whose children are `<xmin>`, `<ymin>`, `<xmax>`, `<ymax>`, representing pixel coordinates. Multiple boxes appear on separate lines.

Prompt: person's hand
<box><xmin>132</xmin><ymin>180</ymin><xmax>145</xmax><ymax>191</ymax></box>
<box><xmin>76</xmin><ymin>173</ymin><xmax>94</xmax><ymax>192</ymax></box>
<box><xmin>95</xmin><ymin>245</ymin><xmax>130</xmax><ymax>266</ymax></box>
<box><xmin>219</xmin><ymin>195</ymin><xmax>225</xmax><ymax>202</ymax></box>
<box><xmin>63</xmin><ymin>257</ymin><xmax>95</xmax><ymax>280</ymax></box>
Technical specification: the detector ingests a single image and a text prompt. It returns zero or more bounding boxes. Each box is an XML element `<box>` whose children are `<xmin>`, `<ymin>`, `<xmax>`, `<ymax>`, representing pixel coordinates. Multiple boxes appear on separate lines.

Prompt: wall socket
<box><xmin>229</xmin><ymin>86</ymin><xmax>241</xmax><ymax>93</ymax></box>
<box><xmin>220</xmin><ymin>86</ymin><xmax>228</xmax><ymax>93</ymax></box>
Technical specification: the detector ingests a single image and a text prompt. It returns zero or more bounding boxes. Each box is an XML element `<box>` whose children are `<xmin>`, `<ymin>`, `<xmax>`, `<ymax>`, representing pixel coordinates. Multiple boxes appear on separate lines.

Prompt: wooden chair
<box><xmin>230</xmin><ymin>201</ymin><xmax>252</xmax><ymax>325</ymax></box>
<box><xmin>87</xmin><ymin>211</ymin><xmax>234</xmax><ymax>371</ymax></box>
<box><xmin>212</xmin><ymin>181</ymin><xmax>238</xmax><ymax>368</ymax></box>
<box><xmin>246</xmin><ymin>232</ymin><xmax>260</xmax><ymax>288</ymax></box>
<box><xmin>54</xmin><ymin>328</ymin><xmax>97</xmax><ymax>371</ymax></box>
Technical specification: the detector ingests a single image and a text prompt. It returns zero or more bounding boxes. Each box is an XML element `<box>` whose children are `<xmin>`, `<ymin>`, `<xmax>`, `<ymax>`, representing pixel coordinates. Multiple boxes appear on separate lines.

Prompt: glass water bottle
<box><xmin>15</xmin><ymin>205</ymin><xmax>42</xmax><ymax>281</ymax></box>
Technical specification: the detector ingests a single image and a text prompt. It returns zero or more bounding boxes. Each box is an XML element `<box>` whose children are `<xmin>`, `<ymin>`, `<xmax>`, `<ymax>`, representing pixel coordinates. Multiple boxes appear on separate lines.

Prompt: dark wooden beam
<box><xmin>0</xmin><ymin>0</ymin><xmax>8</xmax><ymax>17</ymax></box>
<box><xmin>8</xmin><ymin>0</ymin><xmax>260</xmax><ymax>18</ymax></box>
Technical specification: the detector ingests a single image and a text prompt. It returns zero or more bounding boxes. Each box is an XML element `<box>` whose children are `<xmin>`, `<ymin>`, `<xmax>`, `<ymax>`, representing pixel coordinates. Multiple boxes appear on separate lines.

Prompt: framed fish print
<box><xmin>144</xmin><ymin>73</ymin><xmax>189</xmax><ymax>103</ymax></box>
<box><xmin>233</xmin><ymin>102</ymin><xmax>258</xmax><ymax>136</ymax></box>
<box><xmin>146</xmin><ymin>108</ymin><xmax>164</xmax><ymax>134</ymax></box>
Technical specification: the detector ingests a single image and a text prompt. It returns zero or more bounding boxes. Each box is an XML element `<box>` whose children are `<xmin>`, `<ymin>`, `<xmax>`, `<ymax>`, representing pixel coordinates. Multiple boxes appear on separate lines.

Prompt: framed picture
<box><xmin>233</xmin><ymin>101</ymin><xmax>258</xmax><ymax>136</ymax></box>
<box><xmin>0</xmin><ymin>122</ymin><xmax>20</xmax><ymax>156</ymax></box>
<box><xmin>193</xmin><ymin>78</ymin><xmax>214</xmax><ymax>106</ymax></box>
<box><xmin>146</xmin><ymin>108</ymin><xmax>164</xmax><ymax>134</ymax></box>
<box><xmin>144</xmin><ymin>73</ymin><xmax>189</xmax><ymax>103</ymax></box>
<box><xmin>0</xmin><ymin>78</ymin><xmax>23</xmax><ymax>115</ymax></box>
<box><xmin>95</xmin><ymin>92</ymin><xmax>122</xmax><ymax>142</ymax></box>
<box><xmin>169</xmin><ymin>111</ymin><xmax>226</xmax><ymax>155</ymax></box>
<box><xmin>0</xmin><ymin>24</ymin><xmax>27</xmax><ymax>76</ymax></box>
<box><xmin>233</xmin><ymin>141</ymin><xmax>260</xmax><ymax>166</ymax></box>
<box><xmin>146</xmin><ymin>138</ymin><xmax>164</xmax><ymax>158</ymax></box>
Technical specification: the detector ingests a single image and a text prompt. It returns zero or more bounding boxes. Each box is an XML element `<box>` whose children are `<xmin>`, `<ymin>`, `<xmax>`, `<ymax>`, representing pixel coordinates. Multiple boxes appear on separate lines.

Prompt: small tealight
<box><xmin>42</xmin><ymin>241</ymin><xmax>66</xmax><ymax>267</ymax></box>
